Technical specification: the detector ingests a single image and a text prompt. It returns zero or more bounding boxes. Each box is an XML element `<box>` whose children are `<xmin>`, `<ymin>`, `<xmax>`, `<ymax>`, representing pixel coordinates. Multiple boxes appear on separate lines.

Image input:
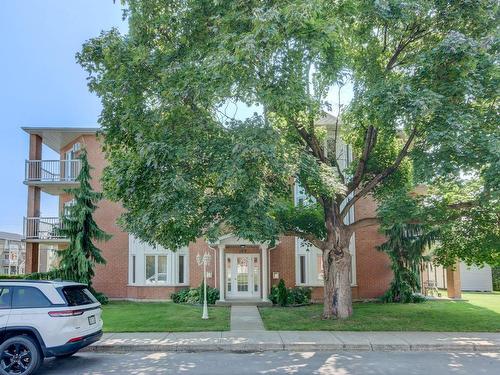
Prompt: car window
<box><xmin>0</xmin><ymin>288</ymin><xmax>11</xmax><ymax>309</ymax></box>
<box><xmin>61</xmin><ymin>286</ymin><xmax>97</xmax><ymax>306</ymax></box>
<box><xmin>12</xmin><ymin>287</ymin><xmax>52</xmax><ymax>308</ymax></box>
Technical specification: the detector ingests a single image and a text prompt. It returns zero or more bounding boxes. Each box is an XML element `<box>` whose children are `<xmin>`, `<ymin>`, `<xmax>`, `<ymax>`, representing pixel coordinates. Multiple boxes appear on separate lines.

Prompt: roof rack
<box><xmin>0</xmin><ymin>279</ymin><xmax>53</xmax><ymax>284</ymax></box>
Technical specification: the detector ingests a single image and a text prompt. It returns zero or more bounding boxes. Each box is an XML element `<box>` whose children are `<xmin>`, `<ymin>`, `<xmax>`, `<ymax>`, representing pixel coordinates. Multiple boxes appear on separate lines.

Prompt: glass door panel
<box><xmin>236</xmin><ymin>256</ymin><xmax>249</xmax><ymax>292</ymax></box>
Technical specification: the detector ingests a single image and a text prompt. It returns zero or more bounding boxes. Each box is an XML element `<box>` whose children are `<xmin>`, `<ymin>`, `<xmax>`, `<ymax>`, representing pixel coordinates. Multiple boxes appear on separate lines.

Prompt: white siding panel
<box><xmin>460</xmin><ymin>263</ymin><xmax>493</xmax><ymax>292</ymax></box>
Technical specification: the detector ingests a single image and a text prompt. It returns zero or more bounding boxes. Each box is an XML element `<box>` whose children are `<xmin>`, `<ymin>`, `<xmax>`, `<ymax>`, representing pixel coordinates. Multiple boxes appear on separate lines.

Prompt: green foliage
<box><xmin>171</xmin><ymin>284</ymin><xmax>220</xmax><ymax>305</ymax></box>
<box><xmin>77</xmin><ymin>0</ymin><xmax>499</xmax><ymax>316</ymax></box>
<box><xmin>277</xmin><ymin>279</ymin><xmax>288</xmax><ymax>306</ymax></box>
<box><xmin>0</xmin><ymin>275</ymin><xmax>25</xmax><ymax>279</ymax></box>
<box><xmin>269</xmin><ymin>281</ymin><xmax>312</xmax><ymax>306</ymax></box>
<box><xmin>379</xmin><ymin>224</ymin><xmax>436</xmax><ymax>303</ymax></box>
<box><xmin>492</xmin><ymin>267</ymin><xmax>500</xmax><ymax>291</ymax></box>
<box><xmin>288</xmin><ymin>286</ymin><xmax>313</xmax><ymax>305</ymax></box>
<box><xmin>54</xmin><ymin>150</ymin><xmax>111</xmax><ymax>298</ymax></box>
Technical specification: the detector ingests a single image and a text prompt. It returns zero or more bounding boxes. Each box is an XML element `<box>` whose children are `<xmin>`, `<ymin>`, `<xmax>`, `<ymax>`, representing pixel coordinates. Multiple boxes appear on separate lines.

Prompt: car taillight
<box><xmin>67</xmin><ymin>336</ymin><xmax>84</xmax><ymax>343</ymax></box>
<box><xmin>48</xmin><ymin>309</ymin><xmax>84</xmax><ymax>317</ymax></box>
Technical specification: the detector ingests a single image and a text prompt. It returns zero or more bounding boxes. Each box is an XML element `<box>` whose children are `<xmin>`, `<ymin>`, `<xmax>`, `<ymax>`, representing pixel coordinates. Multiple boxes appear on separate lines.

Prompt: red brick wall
<box><xmin>59</xmin><ymin>135</ymin><xmax>129</xmax><ymax>298</ymax></box>
<box><xmin>188</xmin><ymin>238</ymin><xmax>217</xmax><ymax>288</ymax></box>
<box><xmin>269</xmin><ymin>236</ymin><xmax>296</xmax><ymax>289</ymax></box>
<box><xmin>126</xmin><ymin>286</ymin><xmax>184</xmax><ymax>300</ymax></box>
<box><xmin>353</xmin><ymin>196</ymin><xmax>392</xmax><ymax>298</ymax></box>
<box><xmin>51</xmin><ymin>134</ymin><xmax>392</xmax><ymax>301</ymax></box>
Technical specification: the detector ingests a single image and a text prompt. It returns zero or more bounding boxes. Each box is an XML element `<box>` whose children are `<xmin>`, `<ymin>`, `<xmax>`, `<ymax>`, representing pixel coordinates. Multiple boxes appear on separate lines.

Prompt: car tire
<box><xmin>0</xmin><ymin>335</ymin><xmax>42</xmax><ymax>375</ymax></box>
<box><xmin>54</xmin><ymin>350</ymin><xmax>78</xmax><ymax>359</ymax></box>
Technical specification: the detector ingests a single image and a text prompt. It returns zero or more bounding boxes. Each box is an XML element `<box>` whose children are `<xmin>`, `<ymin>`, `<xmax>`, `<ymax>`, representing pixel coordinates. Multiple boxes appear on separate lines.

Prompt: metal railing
<box><xmin>23</xmin><ymin>217</ymin><xmax>66</xmax><ymax>241</ymax></box>
<box><xmin>25</xmin><ymin>159</ymin><xmax>81</xmax><ymax>183</ymax></box>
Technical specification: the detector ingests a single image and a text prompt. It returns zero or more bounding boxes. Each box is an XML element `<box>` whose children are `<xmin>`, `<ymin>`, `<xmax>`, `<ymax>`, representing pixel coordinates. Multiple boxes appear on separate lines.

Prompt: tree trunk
<box><xmin>322</xmin><ymin>242</ymin><xmax>353</xmax><ymax>319</ymax></box>
<box><xmin>332</xmin><ymin>253</ymin><xmax>353</xmax><ymax>319</ymax></box>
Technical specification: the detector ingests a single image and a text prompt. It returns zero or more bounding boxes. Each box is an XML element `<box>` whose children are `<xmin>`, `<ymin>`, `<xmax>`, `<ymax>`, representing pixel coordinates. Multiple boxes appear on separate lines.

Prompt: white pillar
<box><xmin>261</xmin><ymin>245</ymin><xmax>269</xmax><ymax>301</ymax></box>
<box><xmin>218</xmin><ymin>245</ymin><xmax>225</xmax><ymax>301</ymax></box>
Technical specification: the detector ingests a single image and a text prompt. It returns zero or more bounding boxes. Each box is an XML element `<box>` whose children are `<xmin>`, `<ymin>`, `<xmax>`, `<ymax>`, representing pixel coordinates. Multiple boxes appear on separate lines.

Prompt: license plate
<box><xmin>88</xmin><ymin>315</ymin><xmax>96</xmax><ymax>325</ymax></box>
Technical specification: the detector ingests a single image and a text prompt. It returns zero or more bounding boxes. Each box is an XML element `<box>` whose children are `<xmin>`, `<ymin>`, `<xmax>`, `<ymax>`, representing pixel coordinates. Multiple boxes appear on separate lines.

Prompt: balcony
<box><xmin>23</xmin><ymin>217</ymin><xmax>69</xmax><ymax>243</ymax></box>
<box><xmin>24</xmin><ymin>159</ymin><xmax>81</xmax><ymax>195</ymax></box>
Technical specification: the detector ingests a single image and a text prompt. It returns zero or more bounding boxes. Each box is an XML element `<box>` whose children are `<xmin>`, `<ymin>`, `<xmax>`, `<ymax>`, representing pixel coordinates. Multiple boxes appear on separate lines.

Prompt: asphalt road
<box><xmin>37</xmin><ymin>351</ymin><xmax>500</xmax><ymax>375</ymax></box>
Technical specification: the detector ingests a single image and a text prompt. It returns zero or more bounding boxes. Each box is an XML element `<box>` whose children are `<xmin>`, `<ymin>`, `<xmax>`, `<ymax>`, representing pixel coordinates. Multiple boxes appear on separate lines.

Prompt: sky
<box><xmin>0</xmin><ymin>1</ymin><xmax>353</xmax><ymax>235</ymax></box>
<box><xmin>0</xmin><ymin>1</ymin><xmax>127</xmax><ymax>234</ymax></box>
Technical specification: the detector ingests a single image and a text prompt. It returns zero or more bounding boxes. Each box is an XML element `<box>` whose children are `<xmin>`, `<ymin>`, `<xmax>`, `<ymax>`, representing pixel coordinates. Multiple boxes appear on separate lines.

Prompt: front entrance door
<box><xmin>226</xmin><ymin>254</ymin><xmax>260</xmax><ymax>298</ymax></box>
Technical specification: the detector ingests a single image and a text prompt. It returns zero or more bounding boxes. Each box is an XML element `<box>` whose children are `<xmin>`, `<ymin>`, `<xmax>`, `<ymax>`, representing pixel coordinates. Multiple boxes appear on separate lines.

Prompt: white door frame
<box><xmin>226</xmin><ymin>253</ymin><xmax>260</xmax><ymax>299</ymax></box>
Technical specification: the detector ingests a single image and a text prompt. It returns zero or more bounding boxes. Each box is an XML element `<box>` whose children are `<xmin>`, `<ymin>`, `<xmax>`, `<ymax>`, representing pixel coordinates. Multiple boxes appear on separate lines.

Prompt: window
<box><xmin>178</xmin><ymin>255</ymin><xmax>185</xmax><ymax>284</ymax></box>
<box><xmin>158</xmin><ymin>256</ymin><xmax>167</xmax><ymax>282</ymax></box>
<box><xmin>0</xmin><ymin>288</ymin><xmax>11</xmax><ymax>309</ymax></box>
<box><xmin>62</xmin><ymin>286</ymin><xmax>97</xmax><ymax>306</ymax></box>
<box><xmin>145</xmin><ymin>255</ymin><xmax>168</xmax><ymax>284</ymax></box>
<box><xmin>12</xmin><ymin>287</ymin><xmax>51</xmax><ymax>308</ymax></box>
<box><xmin>63</xmin><ymin>199</ymin><xmax>76</xmax><ymax>217</ymax></box>
<box><xmin>299</xmin><ymin>255</ymin><xmax>306</xmax><ymax>284</ymax></box>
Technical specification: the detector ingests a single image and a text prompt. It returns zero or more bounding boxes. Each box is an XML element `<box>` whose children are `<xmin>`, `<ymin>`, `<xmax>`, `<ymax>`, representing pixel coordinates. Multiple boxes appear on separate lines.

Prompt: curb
<box><xmin>83</xmin><ymin>343</ymin><xmax>500</xmax><ymax>353</ymax></box>
<box><xmin>83</xmin><ymin>331</ymin><xmax>500</xmax><ymax>353</ymax></box>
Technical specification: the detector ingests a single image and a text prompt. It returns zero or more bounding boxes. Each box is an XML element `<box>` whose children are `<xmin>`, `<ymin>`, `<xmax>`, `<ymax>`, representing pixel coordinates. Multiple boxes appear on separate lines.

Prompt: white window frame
<box><xmin>128</xmin><ymin>235</ymin><xmax>189</xmax><ymax>286</ymax></box>
<box><xmin>145</xmin><ymin>254</ymin><xmax>168</xmax><ymax>284</ymax></box>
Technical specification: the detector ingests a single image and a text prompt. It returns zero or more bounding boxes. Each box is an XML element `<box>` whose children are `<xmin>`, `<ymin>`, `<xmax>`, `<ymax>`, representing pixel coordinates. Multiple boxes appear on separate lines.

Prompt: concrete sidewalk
<box><xmin>86</xmin><ymin>331</ymin><xmax>500</xmax><ymax>353</ymax></box>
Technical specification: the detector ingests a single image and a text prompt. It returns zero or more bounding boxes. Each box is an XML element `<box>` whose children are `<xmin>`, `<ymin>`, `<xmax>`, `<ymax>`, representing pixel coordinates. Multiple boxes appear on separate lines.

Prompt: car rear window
<box><xmin>61</xmin><ymin>286</ymin><xmax>98</xmax><ymax>306</ymax></box>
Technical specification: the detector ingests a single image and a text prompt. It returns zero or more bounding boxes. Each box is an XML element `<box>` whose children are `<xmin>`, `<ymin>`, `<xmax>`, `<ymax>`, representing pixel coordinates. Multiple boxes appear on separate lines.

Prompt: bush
<box><xmin>269</xmin><ymin>280</ymin><xmax>312</xmax><ymax>306</ymax></box>
<box><xmin>277</xmin><ymin>279</ymin><xmax>288</xmax><ymax>306</ymax></box>
<box><xmin>288</xmin><ymin>286</ymin><xmax>312</xmax><ymax>305</ymax></box>
<box><xmin>171</xmin><ymin>284</ymin><xmax>220</xmax><ymax>305</ymax></box>
<box><xmin>268</xmin><ymin>285</ymin><xmax>278</xmax><ymax>304</ymax></box>
<box><xmin>0</xmin><ymin>275</ymin><xmax>25</xmax><ymax>279</ymax></box>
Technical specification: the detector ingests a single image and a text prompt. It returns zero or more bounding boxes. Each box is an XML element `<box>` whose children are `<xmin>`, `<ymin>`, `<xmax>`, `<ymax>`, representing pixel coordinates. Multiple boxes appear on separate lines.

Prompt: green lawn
<box><xmin>259</xmin><ymin>292</ymin><xmax>500</xmax><ymax>332</ymax></box>
<box><xmin>102</xmin><ymin>301</ymin><xmax>230</xmax><ymax>332</ymax></box>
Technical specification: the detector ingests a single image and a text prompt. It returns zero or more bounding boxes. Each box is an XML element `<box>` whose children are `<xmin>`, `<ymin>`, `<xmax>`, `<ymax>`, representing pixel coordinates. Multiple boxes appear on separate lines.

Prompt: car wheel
<box><xmin>0</xmin><ymin>336</ymin><xmax>42</xmax><ymax>375</ymax></box>
<box><xmin>54</xmin><ymin>350</ymin><xmax>78</xmax><ymax>359</ymax></box>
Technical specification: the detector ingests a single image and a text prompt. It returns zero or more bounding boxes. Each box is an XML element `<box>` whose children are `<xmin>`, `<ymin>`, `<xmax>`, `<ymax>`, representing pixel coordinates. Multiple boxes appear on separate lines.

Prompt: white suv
<box><xmin>0</xmin><ymin>280</ymin><xmax>103</xmax><ymax>375</ymax></box>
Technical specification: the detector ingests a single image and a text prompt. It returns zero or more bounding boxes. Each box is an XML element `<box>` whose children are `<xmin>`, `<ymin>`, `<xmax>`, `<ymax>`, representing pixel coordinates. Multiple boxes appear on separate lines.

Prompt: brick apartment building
<box><xmin>22</xmin><ymin>116</ymin><xmax>407</xmax><ymax>302</ymax></box>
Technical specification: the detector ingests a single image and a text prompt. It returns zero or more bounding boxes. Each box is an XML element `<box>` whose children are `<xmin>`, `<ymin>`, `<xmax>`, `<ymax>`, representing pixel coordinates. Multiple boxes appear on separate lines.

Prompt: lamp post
<box><xmin>196</xmin><ymin>252</ymin><xmax>212</xmax><ymax>320</ymax></box>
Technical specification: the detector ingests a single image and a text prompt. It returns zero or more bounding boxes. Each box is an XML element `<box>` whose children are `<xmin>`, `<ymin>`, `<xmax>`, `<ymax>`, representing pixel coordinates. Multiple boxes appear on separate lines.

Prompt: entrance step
<box><xmin>216</xmin><ymin>299</ymin><xmax>273</xmax><ymax>307</ymax></box>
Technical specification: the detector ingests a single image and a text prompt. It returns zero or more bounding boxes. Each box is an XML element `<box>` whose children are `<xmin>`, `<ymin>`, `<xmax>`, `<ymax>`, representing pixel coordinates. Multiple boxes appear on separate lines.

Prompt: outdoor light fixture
<box><xmin>196</xmin><ymin>252</ymin><xmax>212</xmax><ymax>320</ymax></box>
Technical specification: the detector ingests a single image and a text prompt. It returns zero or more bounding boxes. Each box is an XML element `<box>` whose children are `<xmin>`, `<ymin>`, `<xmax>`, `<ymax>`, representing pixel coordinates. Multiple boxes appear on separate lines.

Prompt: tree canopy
<box><xmin>78</xmin><ymin>0</ymin><xmax>499</xmax><ymax>317</ymax></box>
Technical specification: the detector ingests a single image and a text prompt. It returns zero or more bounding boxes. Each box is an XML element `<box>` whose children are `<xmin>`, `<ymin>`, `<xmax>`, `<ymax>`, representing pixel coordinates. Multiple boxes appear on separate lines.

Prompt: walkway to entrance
<box><xmin>230</xmin><ymin>306</ymin><xmax>265</xmax><ymax>331</ymax></box>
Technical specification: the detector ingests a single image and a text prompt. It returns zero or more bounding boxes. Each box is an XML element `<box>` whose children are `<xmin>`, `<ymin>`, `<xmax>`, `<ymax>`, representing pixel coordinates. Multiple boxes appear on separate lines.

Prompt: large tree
<box><xmin>78</xmin><ymin>0</ymin><xmax>498</xmax><ymax>318</ymax></box>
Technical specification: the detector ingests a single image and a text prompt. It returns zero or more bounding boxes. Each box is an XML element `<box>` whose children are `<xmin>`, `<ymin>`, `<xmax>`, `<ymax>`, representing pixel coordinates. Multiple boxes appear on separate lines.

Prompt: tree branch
<box><xmin>348</xmin><ymin>217</ymin><xmax>379</xmax><ymax>231</ymax></box>
<box><xmin>347</xmin><ymin>125</ymin><xmax>377</xmax><ymax>194</ymax></box>
<box><xmin>291</xmin><ymin>119</ymin><xmax>327</xmax><ymax>163</ymax></box>
<box><xmin>386</xmin><ymin>23</ymin><xmax>430</xmax><ymax>71</ymax></box>
<box><xmin>341</xmin><ymin>125</ymin><xmax>418</xmax><ymax>218</ymax></box>
<box><xmin>284</xmin><ymin>231</ymin><xmax>326</xmax><ymax>250</ymax></box>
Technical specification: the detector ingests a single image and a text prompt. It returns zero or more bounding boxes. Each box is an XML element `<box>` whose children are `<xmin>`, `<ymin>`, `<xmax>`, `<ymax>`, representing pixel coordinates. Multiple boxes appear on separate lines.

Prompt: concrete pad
<box><xmin>169</xmin><ymin>332</ymin><xmax>222</xmax><ymax>351</ymax></box>
<box><xmin>230</xmin><ymin>306</ymin><xmax>265</xmax><ymax>331</ymax></box>
<box><xmin>279</xmin><ymin>331</ymin><xmax>343</xmax><ymax>351</ymax></box>
<box><xmin>221</xmin><ymin>331</ymin><xmax>283</xmax><ymax>351</ymax></box>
